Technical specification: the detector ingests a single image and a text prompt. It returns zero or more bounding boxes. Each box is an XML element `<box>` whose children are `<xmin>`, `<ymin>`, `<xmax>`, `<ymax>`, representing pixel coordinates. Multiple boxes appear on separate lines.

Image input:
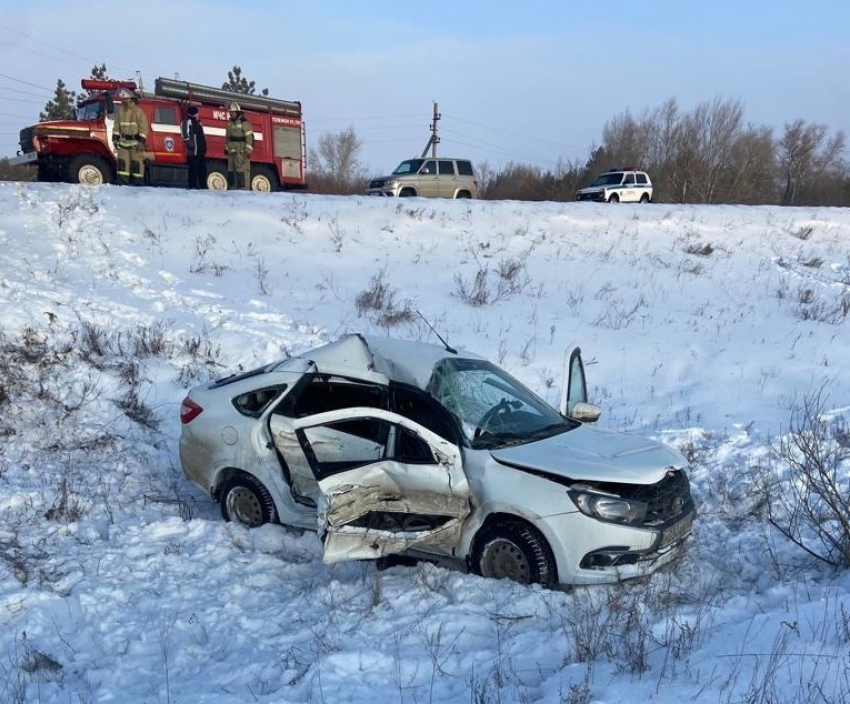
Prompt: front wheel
<box><xmin>69</xmin><ymin>155</ymin><xmax>111</xmax><ymax>185</ymax></box>
<box><xmin>607</xmin><ymin>193</ymin><xmax>620</xmax><ymax>203</ymax></box>
<box><xmin>206</xmin><ymin>163</ymin><xmax>228</xmax><ymax>191</ymax></box>
<box><xmin>472</xmin><ymin>521</ymin><xmax>556</xmax><ymax>587</ymax></box>
<box><xmin>220</xmin><ymin>474</ymin><xmax>278</xmax><ymax>528</ymax></box>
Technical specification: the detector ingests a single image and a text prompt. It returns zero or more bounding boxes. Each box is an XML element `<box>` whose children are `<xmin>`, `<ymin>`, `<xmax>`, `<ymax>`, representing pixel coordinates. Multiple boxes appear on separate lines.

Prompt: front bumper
<box><xmin>576</xmin><ymin>190</ymin><xmax>607</xmax><ymax>202</ymax></box>
<box><xmin>9</xmin><ymin>152</ymin><xmax>37</xmax><ymax>167</ymax></box>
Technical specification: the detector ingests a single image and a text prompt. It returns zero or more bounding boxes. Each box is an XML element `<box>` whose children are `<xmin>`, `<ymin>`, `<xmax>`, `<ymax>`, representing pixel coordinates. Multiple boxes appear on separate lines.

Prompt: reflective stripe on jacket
<box><xmin>115</xmin><ymin>103</ymin><xmax>149</xmax><ymax>142</ymax></box>
<box><xmin>225</xmin><ymin>115</ymin><xmax>254</xmax><ymax>153</ymax></box>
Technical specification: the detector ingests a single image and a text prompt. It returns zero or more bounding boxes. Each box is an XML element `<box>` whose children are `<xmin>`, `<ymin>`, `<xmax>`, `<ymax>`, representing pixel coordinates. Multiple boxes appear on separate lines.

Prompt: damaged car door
<box><xmin>285</xmin><ymin>407</ymin><xmax>470</xmax><ymax>563</ymax></box>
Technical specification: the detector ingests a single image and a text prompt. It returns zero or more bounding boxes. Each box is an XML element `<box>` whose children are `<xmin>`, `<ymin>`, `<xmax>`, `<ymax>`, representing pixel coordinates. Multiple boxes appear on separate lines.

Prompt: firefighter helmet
<box><xmin>228</xmin><ymin>102</ymin><xmax>241</xmax><ymax>112</ymax></box>
<box><xmin>119</xmin><ymin>89</ymin><xmax>135</xmax><ymax>100</ymax></box>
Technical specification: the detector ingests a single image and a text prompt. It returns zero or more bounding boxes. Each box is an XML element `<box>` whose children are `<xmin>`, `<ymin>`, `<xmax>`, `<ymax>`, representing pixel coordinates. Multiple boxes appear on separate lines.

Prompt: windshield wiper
<box><xmin>526</xmin><ymin>422</ymin><xmax>573</xmax><ymax>440</ymax></box>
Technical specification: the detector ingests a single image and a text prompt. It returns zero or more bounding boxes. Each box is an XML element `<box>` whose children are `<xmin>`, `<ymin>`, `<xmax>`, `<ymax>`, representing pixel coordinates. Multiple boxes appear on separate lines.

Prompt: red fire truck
<box><xmin>11</xmin><ymin>77</ymin><xmax>306</xmax><ymax>191</ymax></box>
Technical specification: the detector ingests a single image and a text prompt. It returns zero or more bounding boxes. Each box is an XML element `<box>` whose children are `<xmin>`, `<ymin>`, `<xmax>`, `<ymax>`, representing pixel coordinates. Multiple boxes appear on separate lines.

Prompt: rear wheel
<box><xmin>639</xmin><ymin>193</ymin><xmax>650</xmax><ymax>203</ymax></box>
<box><xmin>455</xmin><ymin>190</ymin><xmax>472</xmax><ymax>199</ymax></box>
<box><xmin>220</xmin><ymin>474</ymin><xmax>278</xmax><ymax>528</ymax></box>
<box><xmin>472</xmin><ymin>520</ymin><xmax>556</xmax><ymax>587</ymax></box>
<box><xmin>69</xmin><ymin>155</ymin><xmax>111</xmax><ymax>185</ymax></box>
<box><xmin>251</xmin><ymin>165</ymin><xmax>278</xmax><ymax>192</ymax></box>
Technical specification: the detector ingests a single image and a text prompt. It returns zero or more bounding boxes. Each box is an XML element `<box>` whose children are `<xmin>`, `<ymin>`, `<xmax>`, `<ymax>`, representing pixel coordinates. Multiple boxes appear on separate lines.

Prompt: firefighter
<box><xmin>181</xmin><ymin>105</ymin><xmax>208</xmax><ymax>189</ymax></box>
<box><xmin>224</xmin><ymin>102</ymin><xmax>254</xmax><ymax>189</ymax></box>
<box><xmin>112</xmin><ymin>89</ymin><xmax>149</xmax><ymax>186</ymax></box>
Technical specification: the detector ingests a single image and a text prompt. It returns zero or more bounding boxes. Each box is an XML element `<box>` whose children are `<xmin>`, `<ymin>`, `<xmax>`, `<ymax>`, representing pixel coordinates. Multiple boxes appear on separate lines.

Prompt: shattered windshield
<box><xmin>392</xmin><ymin>159</ymin><xmax>424</xmax><ymax>175</ymax></box>
<box><xmin>427</xmin><ymin>358</ymin><xmax>576</xmax><ymax>449</ymax></box>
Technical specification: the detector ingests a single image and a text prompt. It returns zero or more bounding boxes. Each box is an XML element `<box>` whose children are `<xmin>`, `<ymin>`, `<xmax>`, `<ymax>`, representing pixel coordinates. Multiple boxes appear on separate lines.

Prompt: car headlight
<box><xmin>388</xmin><ymin>180</ymin><xmax>400</xmax><ymax>190</ymax></box>
<box><xmin>569</xmin><ymin>489</ymin><xmax>647</xmax><ymax>525</ymax></box>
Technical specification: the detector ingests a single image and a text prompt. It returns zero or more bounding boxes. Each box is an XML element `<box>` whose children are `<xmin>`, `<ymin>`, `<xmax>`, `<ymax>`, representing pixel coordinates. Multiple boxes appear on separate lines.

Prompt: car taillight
<box><xmin>180</xmin><ymin>397</ymin><xmax>203</xmax><ymax>424</ymax></box>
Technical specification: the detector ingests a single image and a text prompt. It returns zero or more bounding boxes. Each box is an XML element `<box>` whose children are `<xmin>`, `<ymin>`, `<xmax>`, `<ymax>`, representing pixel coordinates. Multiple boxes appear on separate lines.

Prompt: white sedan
<box><xmin>179</xmin><ymin>334</ymin><xmax>695</xmax><ymax>588</ymax></box>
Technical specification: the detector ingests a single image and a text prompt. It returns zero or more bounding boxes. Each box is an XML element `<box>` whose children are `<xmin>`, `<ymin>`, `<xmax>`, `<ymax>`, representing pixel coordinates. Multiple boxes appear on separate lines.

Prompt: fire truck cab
<box><xmin>11</xmin><ymin>77</ymin><xmax>307</xmax><ymax>192</ymax></box>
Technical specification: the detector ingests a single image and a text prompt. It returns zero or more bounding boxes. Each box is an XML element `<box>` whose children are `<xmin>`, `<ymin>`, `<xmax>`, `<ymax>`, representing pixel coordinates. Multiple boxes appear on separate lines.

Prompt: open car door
<box><xmin>287</xmin><ymin>407</ymin><xmax>470</xmax><ymax>563</ymax></box>
<box><xmin>559</xmin><ymin>347</ymin><xmax>587</xmax><ymax>416</ymax></box>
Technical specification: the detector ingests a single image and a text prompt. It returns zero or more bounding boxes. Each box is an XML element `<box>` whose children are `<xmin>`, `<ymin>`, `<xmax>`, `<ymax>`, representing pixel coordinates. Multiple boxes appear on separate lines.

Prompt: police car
<box><xmin>576</xmin><ymin>168</ymin><xmax>653</xmax><ymax>203</ymax></box>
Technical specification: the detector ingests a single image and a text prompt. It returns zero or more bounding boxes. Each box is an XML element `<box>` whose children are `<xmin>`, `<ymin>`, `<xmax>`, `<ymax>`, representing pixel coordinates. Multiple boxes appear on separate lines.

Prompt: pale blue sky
<box><xmin>1</xmin><ymin>1</ymin><xmax>847</xmax><ymax>173</ymax></box>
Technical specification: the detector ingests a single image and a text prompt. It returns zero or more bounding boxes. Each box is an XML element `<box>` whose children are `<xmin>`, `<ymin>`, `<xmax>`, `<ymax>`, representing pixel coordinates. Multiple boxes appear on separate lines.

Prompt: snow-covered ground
<box><xmin>1</xmin><ymin>182</ymin><xmax>849</xmax><ymax>703</ymax></box>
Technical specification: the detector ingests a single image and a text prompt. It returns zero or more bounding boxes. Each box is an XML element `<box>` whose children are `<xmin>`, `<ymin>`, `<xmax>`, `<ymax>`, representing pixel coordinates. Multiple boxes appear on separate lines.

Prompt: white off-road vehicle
<box><xmin>577</xmin><ymin>168</ymin><xmax>653</xmax><ymax>203</ymax></box>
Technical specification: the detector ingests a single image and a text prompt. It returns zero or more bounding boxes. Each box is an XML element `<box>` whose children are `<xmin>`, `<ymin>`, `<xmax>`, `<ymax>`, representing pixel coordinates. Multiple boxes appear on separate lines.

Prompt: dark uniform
<box><xmin>224</xmin><ymin>102</ymin><xmax>254</xmax><ymax>190</ymax></box>
<box><xmin>112</xmin><ymin>90</ymin><xmax>149</xmax><ymax>185</ymax></box>
<box><xmin>181</xmin><ymin>106</ymin><xmax>208</xmax><ymax>189</ymax></box>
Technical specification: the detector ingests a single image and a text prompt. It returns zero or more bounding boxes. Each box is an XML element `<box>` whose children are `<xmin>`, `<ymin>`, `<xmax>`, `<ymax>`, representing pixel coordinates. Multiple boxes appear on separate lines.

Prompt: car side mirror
<box><xmin>571</xmin><ymin>402</ymin><xmax>601</xmax><ymax>423</ymax></box>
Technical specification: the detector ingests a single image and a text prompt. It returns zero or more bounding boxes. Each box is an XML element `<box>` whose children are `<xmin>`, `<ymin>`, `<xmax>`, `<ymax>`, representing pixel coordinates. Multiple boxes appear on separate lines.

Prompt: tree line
<box><xmin>4</xmin><ymin>65</ymin><xmax>848</xmax><ymax>205</ymax></box>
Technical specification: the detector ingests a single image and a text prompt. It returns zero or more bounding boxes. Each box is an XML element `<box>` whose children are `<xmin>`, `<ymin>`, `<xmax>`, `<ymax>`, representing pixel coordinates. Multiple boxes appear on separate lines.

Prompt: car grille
<box><xmin>629</xmin><ymin>469</ymin><xmax>694</xmax><ymax>525</ymax></box>
<box><xmin>577</xmin><ymin>192</ymin><xmax>604</xmax><ymax>202</ymax></box>
<box><xmin>369</xmin><ymin>178</ymin><xmax>386</xmax><ymax>189</ymax></box>
<box><xmin>18</xmin><ymin>126</ymin><xmax>34</xmax><ymax>153</ymax></box>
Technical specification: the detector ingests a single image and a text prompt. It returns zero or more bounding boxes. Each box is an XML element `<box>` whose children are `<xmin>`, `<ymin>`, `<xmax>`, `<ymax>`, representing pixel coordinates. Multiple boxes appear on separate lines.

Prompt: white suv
<box><xmin>577</xmin><ymin>168</ymin><xmax>653</xmax><ymax>203</ymax></box>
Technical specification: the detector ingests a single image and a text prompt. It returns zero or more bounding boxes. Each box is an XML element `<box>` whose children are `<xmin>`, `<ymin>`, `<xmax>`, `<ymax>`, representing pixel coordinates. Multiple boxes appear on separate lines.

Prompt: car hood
<box><xmin>577</xmin><ymin>185</ymin><xmax>605</xmax><ymax>194</ymax></box>
<box><xmin>489</xmin><ymin>424</ymin><xmax>686</xmax><ymax>484</ymax></box>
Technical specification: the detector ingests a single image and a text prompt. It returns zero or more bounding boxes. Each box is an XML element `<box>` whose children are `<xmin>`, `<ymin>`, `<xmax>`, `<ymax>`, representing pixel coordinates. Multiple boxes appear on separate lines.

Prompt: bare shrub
<box><xmin>454</xmin><ymin>258</ymin><xmax>529</xmax><ymax>306</ymax></box>
<box><xmin>44</xmin><ymin>476</ymin><xmax>86</xmax><ymax>523</ymax></box>
<box><xmin>593</xmin><ymin>295</ymin><xmax>647</xmax><ymax>330</ymax></box>
<box><xmin>684</xmin><ymin>241</ymin><xmax>715</xmax><ymax>256</ymax></box>
<box><xmin>793</xmin><ymin>225</ymin><xmax>815</xmax><ymax>240</ymax></box>
<box><xmin>117</xmin><ymin>387</ymin><xmax>159</xmax><ymax>430</ymax></box>
<box><xmin>763</xmin><ymin>388</ymin><xmax>850</xmax><ymax>567</ymax></box>
<box><xmin>355</xmin><ymin>268</ymin><xmax>416</xmax><ymax>329</ymax></box>
<box><xmin>129</xmin><ymin>322</ymin><xmax>170</xmax><ymax>357</ymax></box>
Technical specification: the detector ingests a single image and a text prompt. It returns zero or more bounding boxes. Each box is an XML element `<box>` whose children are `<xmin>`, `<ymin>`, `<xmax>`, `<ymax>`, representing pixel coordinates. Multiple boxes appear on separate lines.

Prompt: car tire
<box><xmin>608</xmin><ymin>193</ymin><xmax>619</xmax><ymax>203</ymax></box>
<box><xmin>69</xmin><ymin>155</ymin><xmax>111</xmax><ymax>185</ymax></box>
<box><xmin>639</xmin><ymin>193</ymin><xmax>650</xmax><ymax>203</ymax></box>
<box><xmin>220</xmin><ymin>474</ymin><xmax>278</xmax><ymax>528</ymax></box>
<box><xmin>472</xmin><ymin>520</ymin><xmax>556</xmax><ymax>587</ymax></box>
<box><xmin>399</xmin><ymin>188</ymin><xmax>416</xmax><ymax>197</ymax></box>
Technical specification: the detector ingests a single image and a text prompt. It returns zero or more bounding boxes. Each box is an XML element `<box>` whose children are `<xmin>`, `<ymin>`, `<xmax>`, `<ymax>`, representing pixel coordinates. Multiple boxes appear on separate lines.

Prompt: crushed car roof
<box><xmin>290</xmin><ymin>333</ymin><xmax>482</xmax><ymax>389</ymax></box>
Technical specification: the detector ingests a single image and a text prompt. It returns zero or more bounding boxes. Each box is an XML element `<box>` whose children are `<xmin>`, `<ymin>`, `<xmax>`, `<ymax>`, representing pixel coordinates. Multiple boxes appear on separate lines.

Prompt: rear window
<box><xmin>636</xmin><ymin>173</ymin><xmax>649</xmax><ymax>185</ymax></box>
<box><xmin>456</xmin><ymin>160</ymin><xmax>474</xmax><ymax>176</ymax></box>
<box><xmin>438</xmin><ymin>160</ymin><xmax>455</xmax><ymax>175</ymax></box>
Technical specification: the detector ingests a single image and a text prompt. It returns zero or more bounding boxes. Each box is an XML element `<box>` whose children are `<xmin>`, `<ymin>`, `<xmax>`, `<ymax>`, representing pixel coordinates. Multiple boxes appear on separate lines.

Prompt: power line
<box><xmin>0</xmin><ymin>22</ymin><xmax>126</xmax><ymax>73</ymax></box>
<box><xmin>0</xmin><ymin>94</ymin><xmax>43</xmax><ymax>105</ymax></box>
<box><xmin>0</xmin><ymin>72</ymin><xmax>53</xmax><ymax>93</ymax></box>
<box><xmin>0</xmin><ymin>84</ymin><xmax>52</xmax><ymax>99</ymax></box>
<box><xmin>443</xmin><ymin>111</ymin><xmax>585</xmax><ymax>153</ymax></box>
<box><xmin>0</xmin><ymin>111</ymin><xmax>34</xmax><ymax>120</ymax></box>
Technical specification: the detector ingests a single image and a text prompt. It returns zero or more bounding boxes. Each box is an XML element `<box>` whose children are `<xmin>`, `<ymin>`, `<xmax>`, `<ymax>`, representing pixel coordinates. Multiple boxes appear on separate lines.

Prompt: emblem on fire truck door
<box><xmin>165</xmin><ymin>138</ymin><xmax>174</xmax><ymax>151</ymax></box>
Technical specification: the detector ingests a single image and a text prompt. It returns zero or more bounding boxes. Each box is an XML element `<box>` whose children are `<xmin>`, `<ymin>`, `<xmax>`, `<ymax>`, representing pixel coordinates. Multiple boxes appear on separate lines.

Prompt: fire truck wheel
<box><xmin>69</xmin><ymin>155</ymin><xmax>110</xmax><ymax>186</ymax></box>
<box><xmin>206</xmin><ymin>167</ymin><xmax>229</xmax><ymax>191</ymax></box>
<box><xmin>250</xmin><ymin>166</ymin><xmax>278</xmax><ymax>192</ymax></box>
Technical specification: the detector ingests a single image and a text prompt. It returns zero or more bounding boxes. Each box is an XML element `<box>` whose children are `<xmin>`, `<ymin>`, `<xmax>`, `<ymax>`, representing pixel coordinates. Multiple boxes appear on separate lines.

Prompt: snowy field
<box><xmin>1</xmin><ymin>182</ymin><xmax>849</xmax><ymax>703</ymax></box>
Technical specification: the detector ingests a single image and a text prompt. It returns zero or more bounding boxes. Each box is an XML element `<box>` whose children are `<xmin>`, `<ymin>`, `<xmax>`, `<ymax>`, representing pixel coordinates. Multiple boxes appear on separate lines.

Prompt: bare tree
<box><xmin>307</xmin><ymin>127</ymin><xmax>367</xmax><ymax>194</ymax></box>
<box><xmin>778</xmin><ymin>119</ymin><xmax>846</xmax><ymax>205</ymax></box>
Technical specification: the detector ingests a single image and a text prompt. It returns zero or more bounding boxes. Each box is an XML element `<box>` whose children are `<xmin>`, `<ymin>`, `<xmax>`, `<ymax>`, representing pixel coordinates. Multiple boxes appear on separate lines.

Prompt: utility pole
<box><xmin>420</xmin><ymin>101</ymin><xmax>440</xmax><ymax>158</ymax></box>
